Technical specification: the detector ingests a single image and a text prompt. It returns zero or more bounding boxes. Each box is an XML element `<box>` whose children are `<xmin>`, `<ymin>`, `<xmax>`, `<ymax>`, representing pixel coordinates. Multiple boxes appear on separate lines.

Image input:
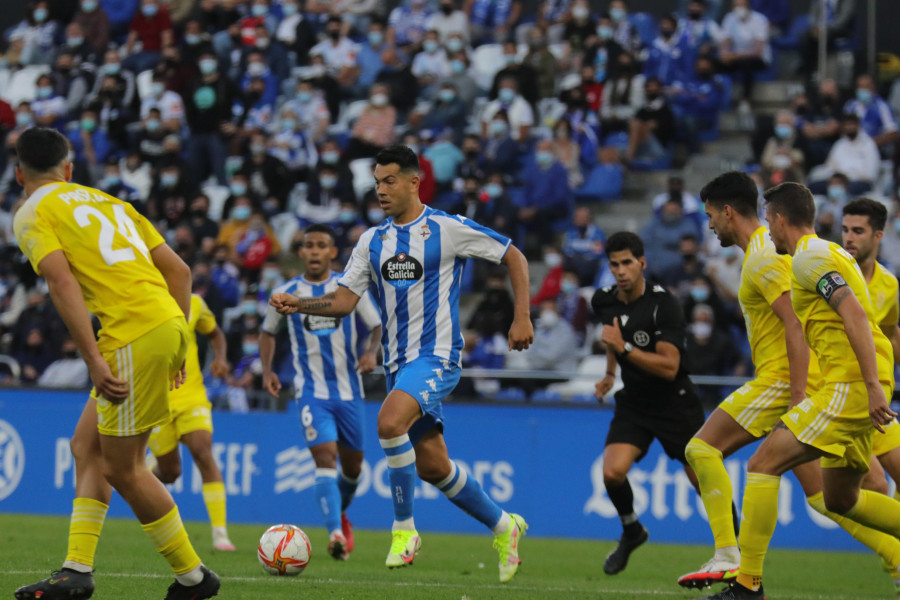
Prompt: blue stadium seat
<box><xmin>631</xmin><ymin>148</ymin><xmax>673</xmax><ymax>171</ymax></box>
<box><xmin>493</xmin><ymin>388</ymin><xmax>527</xmax><ymax>402</ymax></box>
<box><xmin>574</xmin><ymin>164</ymin><xmax>623</xmax><ymax>202</ymax></box>
<box><xmin>628</xmin><ymin>12</ymin><xmax>658</xmax><ymax>47</ymax></box>
<box><xmin>570</xmin><ymin>393</ymin><xmax>599</xmax><ymax>404</ymax></box>
<box><xmin>531</xmin><ymin>390</ymin><xmax>563</xmax><ymax>403</ymax></box>
<box><xmin>771</xmin><ymin>13</ymin><xmax>811</xmax><ymax>50</ymax></box>
<box><xmin>603</xmin><ymin>131</ymin><xmax>630</xmax><ymax>151</ymax></box>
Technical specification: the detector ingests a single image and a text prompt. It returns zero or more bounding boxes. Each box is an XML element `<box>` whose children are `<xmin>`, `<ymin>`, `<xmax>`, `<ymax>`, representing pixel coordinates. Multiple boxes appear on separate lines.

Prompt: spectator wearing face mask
<box><xmin>123</xmin><ymin>0</ymin><xmax>174</xmax><ymax>73</ymax></box>
<box><xmin>412</xmin><ymin>30</ymin><xmax>451</xmax><ymax>96</ymax></box>
<box><xmin>345</xmin><ymin>83</ymin><xmax>397</xmax><ymax>159</ymax></box>
<box><xmin>6</xmin><ymin>2</ymin><xmax>59</xmax><ymax>66</ymax></box>
<box><xmin>811</xmin><ymin>113</ymin><xmax>879</xmax><ymax>195</ymax></box>
<box><xmin>151</xmin><ymin>161</ymin><xmax>197</xmax><ymax>229</ymax></box>
<box><xmin>465</xmin><ymin>0</ymin><xmax>522</xmax><ymax>46</ymax></box>
<box><xmin>387</xmin><ymin>0</ymin><xmax>434</xmax><ymax>49</ymax></box>
<box><xmin>641</xmin><ymin>198</ymin><xmax>701</xmax><ymax>277</ymax></box>
<box><xmin>623</xmin><ymin>77</ymin><xmax>675</xmax><ymax>166</ymax></box>
<box><xmin>287</xmin><ymin>79</ymin><xmax>331</xmax><ymax>143</ymax></box>
<box><xmin>310</xmin><ymin>16</ymin><xmax>360</xmax><ymax>88</ymax></box>
<box><xmin>601</xmin><ymin>52</ymin><xmax>644</xmax><ymax>135</ymax></box>
<box><xmin>813</xmin><ymin>172</ymin><xmax>851</xmax><ymax>243</ymax></box>
<box><xmin>522</xmin><ymin>300</ymin><xmax>578</xmax><ymax>374</ymax></box>
<box><xmin>235</xmin><ymin>212</ymin><xmax>277</xmax><ymax>274</ymax></box>
<box><xmin>550</xmin><ymin>119</ymin><xmax>585</xmax><ymax>189</ymax></box>
<box><xmin>668</xmin><ymin>55</ymin><xmax>726</xmax><ymax>154</ymax></box>
<box><xmin>38</xmin><ymin>337</ymin><xmax>91</xmax><ymax>389</ymax></box>
<box><xmin>660</xmin><ymin>233</ymin><xmax>706</xmax><ymax>299</ymax></box>
<box><xmin>15</xmin><ymin>327</ymin><xmax>55</xmax><ymax>385</ymax></box>
<box><xmin>563</xmin><ymin>206</ymin><xmax>606</xmax><ymax>287</ymax></box>
<box><xmin>643</xmin><ymin>14</ymin><xmax>691</xmax><ymax>86</ymax></box>
<box><xmin>31</xmin><ymin>74</ymin><xmax>67</xmax><ymax>130</ymax></box>
<box><xmin>760</xmin><ymin>109</ymin><xmax>806</xmax><ymax>188</ymax></box>
<box><xmin>140</xmin><ymin>70</ymin><xmax>186</xmax><ymax>132</ymax></box>
<box><xmin>532</xmin><ymin>246</ymin><xmax>566</xmax><ymax>305</ymax></box>
<box><xmin>581</xmin><ymin>14</ymin><xmax>624</xmax><ymax>86</ymax></box>
<box><xmin>520</xmin><ymin>140</ymin><xmax>572</xmax><ymax>246</ymax></box>
<box><xmin>607</xmin><ymin>0</ymin><xmax>640</xmax><ymax>52</ymax></box>
<box><xmin>268</xmin><ymin>107</ymin><xmax>318</xmax><ymax>180</ymax></box>
<box><xmin>356</xmin><ymin>20</ymin><xmax>389</xmax><ymax>97</ymax></box>
<box><xmin>427</xmin><ymin>0</ymin><xmax>469</xmax><ymax>43</ymax></box>
<box><xmin>490</xmin><ymin>42</ymin><xmax>538</xmax><ymax>108</ymax></box>
<box><xmin>301</xmin><ymin>164</ymin><xmax>356</xmax><ymax>225</ymax></box>
<box><xmin>450</xmin><ymin>173</ymin><xmax>515</xmax><ymax>240</ymax></box>
<box><xmin>210</xmin><ymin>243</ymin><xmax>241</xmax><ymax>308</ymax></box>
<box><xmin>683</xmin><ymin>303</ymin><xmax>740</xmax><ymax>405</ymax></box>
<box><xmin>562</xmin><ymin>0</ymin><xmax>595</xmax><ymax>54</ymax></box>
<box><xmin>417</xmin><ymin>83</ymin><xmax>467</xmax><ymax>145</ymax></box>
<box><xmin>90</xmin><ymin>50</ymin><xmax>136</xmax><ymax>109</ymax></box>
<box><xmin>483</xmin><ymin>76</ymin><xmax>534</xmax><ymax>141</ymax></box>
<box><xmin>374</xmin><ymin>47</ymin><xmax>419</xmax><ymax>113</ymax></box>
<box><xmin>441</xmin><ymin>50</ymin><xmax>479</xmax><ymax>110</ymax></box>
<box><xmin>67</xmin><ymin>108</ymin><xmax>113</xmax><ymax>184</ymax></box>
<box><xmin>795</xmin><ymin>78</ymin><xmax>844</xmax><ymax>168</ymax></box>
<box><xmin>678</xmin><ymin>0</ymin><xmax>723</xmax><ymax>68</ymax></box>
<box><xmin>73</xmin><ymin>0</ymin><xmax>110</xmax><ymax>58</ymax></box>
<box><xmin>719</xmin><ymin>0</ymin><xmax>771</xmax><ymax>103</ymax></box>
<box><xmin>481</xmin><ymin>113</ymin><xmax>521</xmax><ymax>176</ymax></box>
<box><xmin>844</xmin><ymin>74</ymin><xmax>898</xmax><ymax>156</ymax></box>
<box><xmin>557</xmin><ymin>268</ymin><xmax>590</xmax><ymax>346</ymax></box>
<box><xmin>242</xmin><ymin>133</ymin><xmax>294</xmax><ymax>205</ymax></box>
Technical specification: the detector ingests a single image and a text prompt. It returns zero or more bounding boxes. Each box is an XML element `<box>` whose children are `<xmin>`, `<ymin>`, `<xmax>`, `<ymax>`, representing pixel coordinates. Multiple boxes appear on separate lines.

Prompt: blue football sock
<box><xmin>314</xmin><ymin>468</ymin><xmax>341</xmax><ymax>534</ymax></box>
<box><xmin>437</xmin><ymin>461</ymin><xmax>503</xmax><ymax>530</ymax></box>
<box><xmin>380</xmin><ymin>435</ymin><xmax>417</xmax><ymax>526</ymax></box>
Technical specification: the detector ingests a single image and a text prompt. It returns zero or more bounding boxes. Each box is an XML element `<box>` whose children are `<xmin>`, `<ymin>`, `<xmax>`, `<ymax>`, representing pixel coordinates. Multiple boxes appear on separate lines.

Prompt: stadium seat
<box><xmin>531</xmin><ymin>389</ymin><xmax>563</xmax><ymax>403</ymax></box>
<box><xmin>602</xmin><ymin>131</ymin><xmax>630</xmax><ymax>151</ymax></box>
<box><xmin>0</xmin><ymin>65</ymin><xmax>49</xmax><ymax>106</ymax></box>
<box><xmin>136</xmin><ymin>69</ymin><xmax>154</xmax><ymax>100</ymax></box>
<box><xmin>630</xmin><ymin>149</ymin><xmax>672</xmax><ymax>171</ymax></box>
<box><xmin>574</xmin><ymin>163</ymin><xmax>623</xmax><ymax>202</ymax></box>
<box><xmin>349</xmin><ymin>158</ymin><xmax>375</xmax><ymax>200</ymax></box>
<box><xmin>470</xmin><ymin>44</ymin><xmax>507</xmax><ymax>90</ymax></box>
<box><xmin>492</xmin><ymin>387</ymin><xmax>527</xmax><ymax>402</ymax></box>
<box><xmin>628</xmin><ymin>12</ymin><xmax>658</xmax><ymax>47</ymax></box>
<box><xmin>570</xmin><ymin>393</ymin><xmax>598</xmax><ymax>404</ymax></box>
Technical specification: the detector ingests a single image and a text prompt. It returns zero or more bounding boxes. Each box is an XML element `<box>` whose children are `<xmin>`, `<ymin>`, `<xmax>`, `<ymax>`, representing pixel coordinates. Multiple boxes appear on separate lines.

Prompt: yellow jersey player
<box><xmin>149</xmin><ymin>293</ymin><xmax>234</xmax><ymax>551</ymax></box>
<box><xmin>681</xmin><ymin>172</ymin><xmax>900</xmax><ymax>591</ymax></box>
<box><xmin>842</xmin><ymin>199</ymin><xmax>900</xmax><ymax>502</ymax></box>
<box><xmin>11</xmin><ymin>128</ymin><xmax>219</xmax><ymax>600</ymax></box>
<box><xmin>702</xmin><ymin>182</ymin><xmax>900</xmax><ymax>600</ymax></box>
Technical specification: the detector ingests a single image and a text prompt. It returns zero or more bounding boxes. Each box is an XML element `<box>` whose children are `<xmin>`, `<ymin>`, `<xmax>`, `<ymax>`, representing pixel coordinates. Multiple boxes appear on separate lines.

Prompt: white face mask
<box><xmin>544</xmin><ymin>253</ymin><xmax>562</xmax><ymax>268</ymax></box>
<box><xmin>371</xmin><ymin>93</ymin><xmax>389</xmax><ymax>107</ymax></box>
<box><xmin>691</xmin><ymin>321</ymin><xmax>712</xmax><ymax>339</ymax></box>
<box><xmin>539</xmin><ymin>310</ymin><xmax>559</xmax><ymax>328</ymax></box>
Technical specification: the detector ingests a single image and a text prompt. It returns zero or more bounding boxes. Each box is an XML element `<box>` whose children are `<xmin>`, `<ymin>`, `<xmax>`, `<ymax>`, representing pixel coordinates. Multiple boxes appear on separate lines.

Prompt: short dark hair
<box><xmin>843</xmin><ymin>198</ymin><xmax>888</xmax><ymax>232</ymax></box>
<box><xmin>841</xmin><ymin>113</ymin><xmax>860</xmax><ymax>125</ymax></box>
<box><xmin>16</xmin><ymin>127</ymin><xmax>69</xmax><ymax>174</ymax></box>
<box><xmin>606</xmin><ymin>231</ymin><xmax>644</xmax><ymax>258</ymax></box>
<box><xmin>700</xmin><ymin>171</ymin><xmax>759</xmax><ymax>218</ymax></box>
<box><xmin>375</xmin><ymin>145</ymin><xmax>419</xmax><ymax>175</ymax></box>
<box><xmin>829</xmin><ymin>172</ymin><xmax>849</xmax><ymax>185</ymax></box>
<box><xmin>763</xmin><ymin>182</ymin><xmax>816</xmax><ymax>228</ymax></box>
<box><xmin>304</xmin><ymin>223</ymin><xmax>337</xmax><ymax>244</ymax></box>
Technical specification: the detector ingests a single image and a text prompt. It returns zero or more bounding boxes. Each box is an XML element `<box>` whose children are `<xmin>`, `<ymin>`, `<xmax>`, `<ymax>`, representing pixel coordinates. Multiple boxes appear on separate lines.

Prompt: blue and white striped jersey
<box><xmin>339</xmin><ymin>206</ymin><xmax>511</xmax><ymax>372</ymax></box>
<box><xmin>262</xmin><ymin>272</ymin><xmax>381</xmax><ymax>401</ymax></box>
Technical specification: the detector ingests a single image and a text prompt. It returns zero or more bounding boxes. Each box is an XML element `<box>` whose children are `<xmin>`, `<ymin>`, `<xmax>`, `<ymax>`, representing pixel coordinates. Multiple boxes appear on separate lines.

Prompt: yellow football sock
<box><xmin>141</xmin><ymin>506</ymin><xmax>201</xmax><ymax>575</ymax></box>
<box><xmin>845</xmin><ymin>489</ymin><xmax>900</xmax><ymax>538</ymax></box>
<box><xmin>807</xmin><ymin>491</ymin><xmax>900</xmax><ymax>569</ymax></box>
<box><xmin>64</xmin><ymin>498</ymin><xmax>109</xmax><ymax>568</ymax></box>
<box><xmin>202</xmin><ymin>482</ymin><xmax>227</xmax><ymax>529</ymax></box>
<box><xmin>737</xmin><ymin>472</ymin><xmax>781</xmax><ymax>590</ymax></box>
<box><xmin>685</xmin><ymin>438</ymin><xmax>736</xmax><ymax>549</ymax></box>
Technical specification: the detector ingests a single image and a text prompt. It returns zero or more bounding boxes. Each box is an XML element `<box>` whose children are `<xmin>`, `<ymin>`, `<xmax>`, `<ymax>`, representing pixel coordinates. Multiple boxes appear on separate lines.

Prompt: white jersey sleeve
<box><xmin>356</xmin><ymin>290</ymin><xmax>381</xmax><ymax>329</ymax></box>
<box><xmin>339</xmin><ymin>229</ymin><xmax>376</xmax><ymax>297</ymax></box>
<box><xmin>261</xmin><ymin>282</ymin><xmax>291</xmax><ymax>334</ymax></box>
<box><xmin>442</xmin><ymin>215</ymin><xmax>511</xmax><ymax>264</ymax></box>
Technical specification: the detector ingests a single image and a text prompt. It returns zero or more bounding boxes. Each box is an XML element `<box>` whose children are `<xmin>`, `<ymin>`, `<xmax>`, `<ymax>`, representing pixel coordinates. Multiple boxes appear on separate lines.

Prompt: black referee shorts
<box><xmin>605</xmin><ymin>394</ymin><xmax>706</xmax><ymax>463</ymax></box>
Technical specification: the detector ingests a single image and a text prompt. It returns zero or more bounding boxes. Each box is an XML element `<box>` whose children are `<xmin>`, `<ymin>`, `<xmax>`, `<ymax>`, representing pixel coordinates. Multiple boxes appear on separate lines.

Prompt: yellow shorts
<box><xmin>93</xmin><ymin>317</ymin><xmax>189</xmax><ymax>437</ymax></box>
<box><xmin>782</xmin><ymin>381</ymin><xmax>890</xmax><ymax>472</ymax></box>
<box><xmin>148</xmin><ymin>393</ymin><xmax>214</xmax><ymax>457</ymax></box>
<box><xmin>872</xmin><ymin>419</ymin><xmax>900</xmax><ymax>457</ymax></box>
<box><xmin>719</xmin><ymin>378</ymin><xmax>791</xmax><ymax>438</ymax></box>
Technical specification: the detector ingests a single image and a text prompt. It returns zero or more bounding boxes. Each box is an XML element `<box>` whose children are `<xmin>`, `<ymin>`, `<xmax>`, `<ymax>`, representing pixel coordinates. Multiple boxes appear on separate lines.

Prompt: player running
<box><xmin>259</xmin><ymin>224</ymin><xmax>382</xmax><ymax>561</ymax></box>
<box><xmin>148</xmin><ymin>293</ymin><xmax>235</xmax><ymax>552</ymax></box>
<box><xmin>842</xmin><ymin>199</ymin><xmax>900</xmax><ymax>502</ymax></box>
<box><xmin>681</xmin><ymin>173</ymin><xmax>900</xmax><ymax>591</ymax></box>
<box><xmin>702</xmin><ymin>182</ymin><xmax>900</xmax><ymax>600</ymax></box>
<box><xmin>270</xmin><ymin>145</ymin><xmax>533</xmax><ymax>582</ymax></box>
<box><xmin>591</xmin><ymin>231</ymin><xmax>706</xmax><ymax>576</ymax></box>
<box><xmin>12</xmin><ymin>127</ymin><xmax>219</xmax><ymax>600</ymax></box>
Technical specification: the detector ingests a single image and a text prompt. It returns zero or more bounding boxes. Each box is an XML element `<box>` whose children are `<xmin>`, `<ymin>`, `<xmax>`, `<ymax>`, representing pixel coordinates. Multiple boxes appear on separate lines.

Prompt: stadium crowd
<box><xmin>0</xmin><ymin>0</ymin><xmax>896</xmax><ymax>407</ymax></box>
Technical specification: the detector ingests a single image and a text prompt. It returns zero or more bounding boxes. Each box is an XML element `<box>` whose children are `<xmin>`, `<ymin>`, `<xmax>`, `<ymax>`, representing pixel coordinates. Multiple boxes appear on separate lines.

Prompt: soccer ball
<box><xmin>257</xmin><ymin>524</ymin><xmax>311</xmax><ymax>576</ymax></box>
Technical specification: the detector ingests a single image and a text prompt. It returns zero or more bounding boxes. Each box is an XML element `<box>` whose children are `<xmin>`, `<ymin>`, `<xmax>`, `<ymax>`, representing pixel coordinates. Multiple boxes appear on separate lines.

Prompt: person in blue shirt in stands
<box><xmin>465</xmin><ymin>0</ymin><xmax>522</xmax><ymax>45</ymax></box>
<box><xmin>843</xmin><ymin>74</ymin><xmax>898</xmax><ymax>156</ymax></box>
<box><xmin>669</xmin><ymin>55</ymin><xmax>726</xmax><ymax>153</ymax></box>
<box><xmin>563</xmin><ymin>206</ymin><xmax>606</xmax><ymax>287</ymax></box>
<box><xmin>519</xmin><ymin>139</ymin><xmax>572</xmax><ymax>247</ymax></box>
<box><xmin>643</xmin><ymin>14</ymin><xmax>690</xmax><ymax>86</ymax></box>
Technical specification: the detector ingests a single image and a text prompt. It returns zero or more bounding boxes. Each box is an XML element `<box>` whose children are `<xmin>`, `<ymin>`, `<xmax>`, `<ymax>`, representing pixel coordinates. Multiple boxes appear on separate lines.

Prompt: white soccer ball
<box><xmin>257</xmin><ymin>524</ymin><xmax>311</xmax><ymax>576</ymax></box>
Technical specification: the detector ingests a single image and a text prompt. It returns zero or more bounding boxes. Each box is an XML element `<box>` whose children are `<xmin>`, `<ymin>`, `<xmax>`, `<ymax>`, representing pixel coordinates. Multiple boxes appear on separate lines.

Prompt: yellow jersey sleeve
<box><xmin>746</xmin><ymin>251</ymin><xmax>792</xmax><ymax>306</ymax></box>
<box><xmin>13</xmin><ymin>190</ymin><xmax>63</xmax><ymax>276</ymax></box>
<box><xmin>193</xmin><ymin>295</ymin><xmax>218</xmax><ymax>336</ymax></box>
<box><xmin>869</xmin><ymin>265</ymin><xmax>900</xmax><ymax>331</ymax></box>
<box><xmin>791</xmin><ymin>245</ymin><xmax>839</xmax><ymax>295</ymax></box>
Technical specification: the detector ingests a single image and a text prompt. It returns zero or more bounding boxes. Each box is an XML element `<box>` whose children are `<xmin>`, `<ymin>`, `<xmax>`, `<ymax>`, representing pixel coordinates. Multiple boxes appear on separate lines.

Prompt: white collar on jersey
<box><xmin>387</xmin><ymin>205</ymin><xmax>429</xmax><ymax>229</ymax></box>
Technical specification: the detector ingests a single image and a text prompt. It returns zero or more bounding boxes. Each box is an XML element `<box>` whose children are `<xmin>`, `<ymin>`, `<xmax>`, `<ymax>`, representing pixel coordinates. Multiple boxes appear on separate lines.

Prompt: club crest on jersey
<box><xmin>382</xmin><ymin>253</ymin><xmax>424</xmax><ymax>289</ymax></box>
<box><xmin>633</xmin><ymin>331</ymin><xmax>650</xmax><ymax>347</ymax></box>
<box><xmin>418</xmin><ymin>224</ymin><xmax>431</xmax><ymax>240</ymax></box>
<box><xmin>303</xmin><ymin>314</ymin><xmax>341</xmax><ymax>336</ymax></box>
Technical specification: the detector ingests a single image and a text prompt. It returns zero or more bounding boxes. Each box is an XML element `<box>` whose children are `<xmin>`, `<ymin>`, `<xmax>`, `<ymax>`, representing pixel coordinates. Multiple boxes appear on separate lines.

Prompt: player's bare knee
<box><xmin>823</xmin><ymin>489</ymin><xmax>859</xmax><ymax>515</ymax></box>
<box><xmin>603</xmin><ymin>464</ymin><xmax>628</xmax><ymax>487</ymax></box>
<box><xmin>377</xmin><ymin>419</ymin><xmax>406</xmax><ymax>440</ymax></box>
<box><xmin>746</xmin><ymin>451</ymin><xmax>780</xmax><ymax>476</ymax></box>
<box><xmin>156</xmin><ymin>464</ymin><xmax>181</xmax><ymax>484</ymax></box>
<box><xmin>861</xmin><ymin>470</ymin><xmax>890</xmax><ymax>495</ymax></box>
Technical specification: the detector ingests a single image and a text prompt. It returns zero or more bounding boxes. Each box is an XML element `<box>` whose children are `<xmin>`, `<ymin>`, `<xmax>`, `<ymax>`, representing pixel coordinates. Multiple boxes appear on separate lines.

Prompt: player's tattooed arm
<box><xmin>270</xmin><ymin>285</ymin><xmax>361</xmax><ymax>317</ymax></box>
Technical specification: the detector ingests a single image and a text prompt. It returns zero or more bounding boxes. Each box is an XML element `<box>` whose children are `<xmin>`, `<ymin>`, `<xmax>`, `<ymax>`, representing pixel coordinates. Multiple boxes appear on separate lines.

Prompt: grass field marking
<box><xmin>0</xmin><ymin>570</ymin><xmax>684</xmax><ymax>595</ymax></box>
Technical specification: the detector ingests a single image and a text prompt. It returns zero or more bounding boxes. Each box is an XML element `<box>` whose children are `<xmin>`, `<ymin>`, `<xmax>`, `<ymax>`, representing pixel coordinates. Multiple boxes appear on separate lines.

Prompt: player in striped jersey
<box><xmin>271</xmin><ymin>145</ymin><xmax>534</xmax><ymax>583</ymax></box>
<box><xmin>703</xmin><ymin>182</ymin><xmax>900</xmax><ymax>600</ymax></box>
<box><xmin>842</xmin><ymin>199</ymin><xmax>900</xmax><ymax>509</ymax></box>
<box><xmin>260</xmin><ymin>224</ymin><xmax>382</xmax><ymax>561</ymax></box>
<box><xmin>682</xmin><ymin>173</ymin><xmax>900</xmax><ymax>592</ymax></box>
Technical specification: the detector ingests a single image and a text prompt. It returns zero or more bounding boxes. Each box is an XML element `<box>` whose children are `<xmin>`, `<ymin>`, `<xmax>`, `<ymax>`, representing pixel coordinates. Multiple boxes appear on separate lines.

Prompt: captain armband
<box><xmin>815</xmin><ymin>271</ymin><xmax>848</xmax><ymax>302</ymax></box>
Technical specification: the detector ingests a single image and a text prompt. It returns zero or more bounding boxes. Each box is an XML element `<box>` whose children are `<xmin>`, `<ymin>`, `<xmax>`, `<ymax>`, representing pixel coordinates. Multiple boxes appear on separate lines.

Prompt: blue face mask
<box><xmin>151</xmin><ymin>82</ymin><xmax>165</xmax><ymax>97</ymax></box>
<box><xmin>185</xmin><ymin>33</ymin><xmax>201</xmax><ymax>45</ymax></box>
<box><xmin>295</xmin><ymin>91</ymin><xmax>311</xmax><ymax>104</ymax></box>
<box><xmin>105</xmin><ymin>63</ymin><xmax>121</xmax><ymax>75</ymax></box>
<box><xmin>199</xmin><ymin>58</ymin><xmax>217</xmax><ymax>75</ymax></box>
<box><xmin>446</xmin><ymin>38</ymin><xmax>463</xmax><ymax>53</ymax></box>
<box><xmin>561</xmin><ymin>280</ymin><xmax>578</xmax><ymax>294</ymax></box>
<box><xmin>856</xmin><ymin>88</ymin><xmax>873</xmax><ymax>104</ymax></box>
<box><xmin>103</xmin><ymin>175</ymin><xmax>121</xmax><ymax>188</ymax></box>
<box><xmin>367</xmin><ymin>208</ymin><xmax>384</xmax><ymax>222</ymax></box>
<box><xmin>827</xmin><ymin>184</ymin><xmax>847</xmax><ymax>202</ymax></box>
<box><xmin>250</xmin><ymin>143</ymin><xmax>266</xmax><ymax>155</ymax></box>
<box><xmin>894</xmin><ymin>220</ymin><xmax>900</xmax><ymax>235</ymax></box>
<box><xmin>498</xmin><ymin>88</ymin><xmax>515</xmax><ymax>103</ymax></box>
<box><xmin>251</xmin><ymin>4</ymin><xmax>268</xmax><ymax>17</ymax></box>
<box><xmin>484</xmin><ymin>183</ymin><xmax>502</xmax><ymax>198</ymax></box>
<box><xmin>142</xmin><ymin>3</ymin><xmax>159</xmax><ymax>17</ymax></box>
<box><xmin>610</xmin><ymin>7</ymin><xmax>626</xmax><ymax>21</ymax></box>
<box><xmin>81</xmin><ymin>117</ymin><xmax>96</xmax><ymax>131</ymax></box>
<box><xmin>230</xmin><ymin>182</ymin><xmax>247</xmax><ymax>196</ymax></box>
<box><xmin>450</xmin><ymin>59</ymin><xmax>466</xmax><ymax>74</ymax></box>
<box><xmin>146</xmin><ymin>118</ymin><xmax>161</xmax><ymax>132</ymax></box>
<box><xmin>339</xmin><ymin>208</ymin><xmax>356</xmax><ymax>223</ymax></box>
<box><xmin>597</xmin><ymin>25</ymin><xmax>613</xmax><ymax>39</ymax></box>
<box><xmin>690</xmin><ymin>286</ymin><xmax>710</xmax><ymax>302</ymax></box>
<box><xmin>438</xmin><ymin>89</ymin><xmax>455</xmax><ymax>103</ymax></box>
<box><xmin>775</xmin><ymin>124</ymin><xmax>793</xmax><ymax>139</ymax></box>
<box><xmin>321</xmin><ymin>150</ymin><xmax>339</xmax><ymax>164</ymax></box>
<box><xmin>423</xmin><ymin>40</ymin><xmax>439</xmax><ymax>53</ymax></box>
<box><xmin>232</xmin><ymin>205</ymin><xmax>252</xmax><ymax>220</ymax></box>
<box><xmin>36</xmin><ymin>86</ymin><xmax>52</xmax><ymax>99</ymax></box>
<box><xmin>282</xmin><ymin>3</ymin><xmax>298</xmax><ymax>15</ymax></box>
<box><xmin>16</xmin><ymin>113</ymin><xmax>32</xmax><ymax>127</ymax></box>
<box><xmin>536</xmin><ymin>151</ymin><xmax>554</xmax><ymax>167</ymax></box>
<box><xmin>33</xmin><ymin>8</ymin><xmax>48</xmax><ymax>22</ymax></box>
<box><xmin>82</xmin><ymin>0</ymin><xmax>98</xmax><ymax>11</ymax></box>
<box><xmin>489</xmin><ymin>120</ymin><xmax>508</xmax><ymax>137</ymax></box>
<box><xmin>368</xmin><ymin>31</ymin><xmax>383</xmax><ymax>46</ymax></box>
<box><xmin>67</xmin><ymin>36</ymin><xmax>83</xmax><ymax>46</ymax></box>
<box><xmin>161</xmin><ymin>173</ymin><xmax>178</xmax><ymax>187</ymax></box>
<box><xmin>243</xmin><ymin>341</ymin><xmax>259</xmax><ymax>355</ymax></box>
<box><xmin>320</xmin><ymin>175</ymin><xmax>337</xmax><ymax>189</ymax></box>
<box><xmin>281</xmin><ymin>119</ymin><xmax>296</xmax><ymax>131</ymax></box>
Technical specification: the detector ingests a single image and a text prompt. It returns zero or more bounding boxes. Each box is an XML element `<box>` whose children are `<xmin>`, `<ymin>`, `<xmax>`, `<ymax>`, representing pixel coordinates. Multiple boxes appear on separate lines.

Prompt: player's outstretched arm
<box><xmin>39</xmin><ymin>250</ymin><xmax>129</xmax><ymax>402</ymax></box>
<box><xmin>259</xmin><ymin>331</ymin><xmax>281</xmax><ymax>397</ymax></box>
<box><xmin>501</xmin><ymin>245</ymin><xmax>534</xmax><ymax>351</ymax></box>
<box><xmin>151</xmin><ymin>243</ymin><xmax>192</xmax><ymax>321</ymax></box>
<box><xmin>771</xmin><ymin>292</ymin><xmax>810</xmax><ymax>406</ymax></box>
<box><xmin>828</xmin><ymin>285</ymin><xmax>898</xmax><ymax>431</ymax></box>
<box><xmin>270</xmin><ymin>285</ymin><xmax>360</xmax><ymax>318</ymax></box>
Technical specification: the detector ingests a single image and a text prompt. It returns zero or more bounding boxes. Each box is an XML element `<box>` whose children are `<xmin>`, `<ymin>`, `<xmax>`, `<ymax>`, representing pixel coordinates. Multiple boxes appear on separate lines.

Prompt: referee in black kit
<box><xmin>591</xmin><ymin>231</ymin><xmax>706</xmax><ymax>576</ymax></box>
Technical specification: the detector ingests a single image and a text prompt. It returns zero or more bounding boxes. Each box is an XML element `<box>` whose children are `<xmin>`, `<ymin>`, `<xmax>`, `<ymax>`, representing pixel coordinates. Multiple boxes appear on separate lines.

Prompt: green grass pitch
<box><xmin>0</xmin><ymin>514</ymin><xmax>893</xmax><ymax>599</ymax></box>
